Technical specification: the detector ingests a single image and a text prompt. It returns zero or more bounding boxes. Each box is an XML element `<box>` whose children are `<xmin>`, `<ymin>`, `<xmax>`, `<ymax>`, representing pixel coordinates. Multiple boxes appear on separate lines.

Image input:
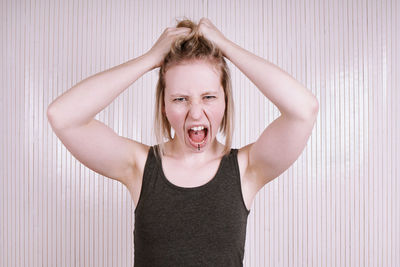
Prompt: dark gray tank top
<box><xmin>133</xmin><ymin>146</ymin><xmax>250</xmax><ymax>266</ymax></box>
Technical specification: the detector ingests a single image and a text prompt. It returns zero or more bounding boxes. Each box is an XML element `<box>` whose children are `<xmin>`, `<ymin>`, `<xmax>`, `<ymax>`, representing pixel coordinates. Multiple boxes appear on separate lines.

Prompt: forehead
<box><xmin>165</xmin><ymin>60</ymin><xmax>222</xmax><ymax>94</ymax></box>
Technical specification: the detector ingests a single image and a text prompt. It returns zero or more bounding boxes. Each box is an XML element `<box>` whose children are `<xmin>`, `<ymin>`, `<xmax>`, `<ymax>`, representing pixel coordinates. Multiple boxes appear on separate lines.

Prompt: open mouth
<box><xmin>187</xmin><ymin>126</ymin><xmax>209</xmax><ymax>148</ymax></box>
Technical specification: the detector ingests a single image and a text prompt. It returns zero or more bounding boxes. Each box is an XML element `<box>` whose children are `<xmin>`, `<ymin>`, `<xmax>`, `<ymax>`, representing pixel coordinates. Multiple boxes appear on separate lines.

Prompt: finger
<box><xmin>199</xmin><ymin>17</ymin><xmax>211</xmax><ymax>25</ymax></box>
<box><xmin>174</xmin><ymin>28</ymin><xmax>192</xmax><ymax>37</ymax></box>
<box><xmin>169</xmin><ymin>27</ymin><xmax>190</xmax><ymax>35</ymax></box>
<box><xmin>176</xmin><ymin>27</ymin><xmax>191</xmax><ymax>33</ymax></box>
<box><xmin>199</xmin><ymin>17</ymin><xmax>208</xmax><ymax>23</ymax></box>
<box><xmin>164</xmin><ymin>27</ymin><xmax>189</xmax><ymax>34</ymax></box>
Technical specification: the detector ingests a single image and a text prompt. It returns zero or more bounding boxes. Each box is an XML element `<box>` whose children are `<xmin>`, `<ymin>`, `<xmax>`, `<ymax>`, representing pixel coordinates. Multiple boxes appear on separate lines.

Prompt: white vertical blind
<box><xmin>1</xmin><ymin>0</ymin><xmax>399</xmax><ymax>266</ymax></box>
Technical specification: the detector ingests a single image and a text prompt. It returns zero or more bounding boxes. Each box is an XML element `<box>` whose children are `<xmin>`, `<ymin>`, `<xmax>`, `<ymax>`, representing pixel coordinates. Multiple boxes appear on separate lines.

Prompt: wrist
<box><xmin>142</xmin><ymin>51</ymin><xmax>161</xmax><ymax>70</ymax></box>
<box><xmin>218</xmin><ymin>37</ymin><xmax>234</xmax><ymax>60</ymax></box>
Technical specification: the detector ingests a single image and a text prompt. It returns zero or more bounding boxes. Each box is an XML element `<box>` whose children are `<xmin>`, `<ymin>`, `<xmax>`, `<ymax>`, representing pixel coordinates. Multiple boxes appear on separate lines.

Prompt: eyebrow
<box><xmin>169</xmin><ymin>91</ymin><xmax>219</xmax><ymax>97</ymax></box>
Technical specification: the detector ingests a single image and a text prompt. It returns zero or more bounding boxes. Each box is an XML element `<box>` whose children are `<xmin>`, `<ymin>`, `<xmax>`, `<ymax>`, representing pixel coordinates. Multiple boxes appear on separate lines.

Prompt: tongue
<box><xmin>189</xmin><ymin>129</ymin><xmax>206</xmax><ymax>143</ymax></box>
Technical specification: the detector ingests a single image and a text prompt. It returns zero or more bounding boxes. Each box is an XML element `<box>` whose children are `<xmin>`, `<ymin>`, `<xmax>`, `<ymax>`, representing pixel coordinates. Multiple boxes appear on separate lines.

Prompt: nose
<box><xmin>188</xmin><ymin>102</ymin><xmax>205</xmax><ymax>120</ymax></box>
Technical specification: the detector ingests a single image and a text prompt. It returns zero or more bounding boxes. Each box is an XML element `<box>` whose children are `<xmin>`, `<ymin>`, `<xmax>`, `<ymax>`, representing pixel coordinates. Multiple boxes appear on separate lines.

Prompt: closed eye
<box><xmin>204</xmin><ymin>95</ymin><xmax>216</xmax><ymax>100</ymax></box>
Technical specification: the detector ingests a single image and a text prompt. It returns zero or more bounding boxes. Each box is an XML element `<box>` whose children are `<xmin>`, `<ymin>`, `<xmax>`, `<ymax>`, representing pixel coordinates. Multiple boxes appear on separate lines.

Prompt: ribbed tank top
<box><xmin>133</xmin><ymin>146</ymin><xmax>251</xmax><ymax>266</ymax></box>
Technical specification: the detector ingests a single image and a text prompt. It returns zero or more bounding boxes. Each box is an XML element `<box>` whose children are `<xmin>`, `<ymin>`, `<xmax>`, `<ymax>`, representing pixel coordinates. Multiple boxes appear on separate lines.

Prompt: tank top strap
<box><xmin>217</xmin><ymin>148</ymin><xmax>250</xmax><ymax>214</ymax></box>
<box><xmin>134</xmin><ymin>145</ymin><xmax>158</xmax><ymax>214</ymax></box>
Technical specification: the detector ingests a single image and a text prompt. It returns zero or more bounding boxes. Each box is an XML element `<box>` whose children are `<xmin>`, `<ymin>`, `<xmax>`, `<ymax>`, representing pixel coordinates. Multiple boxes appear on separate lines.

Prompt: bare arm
<box><xmin>47</xmin><ymin>54</ymin><xmax>157</xmax><ymax>129</ymax></box>
<box><xmin>46</xmin><ymin>54</ymin><xmax>157</xmax><ymax>187</ymax></box>
<box><xmin>221</xmin><ymin>39</ymin><xmax>318</xmax><ymax>185</ymax></box>
<box><xmin>47</xmin><ymin>26</ymin><xmax>191</xmax><ymax>128</ymax></box>
<box><xmin>197</xmin><ymin>18</ymin><xmax>319</xmax><ymax>186</ymax></box>
<box><xmin>47</xmin><ymin>27</ymin><xmax>190</xmax><ymax>187</ymax></box>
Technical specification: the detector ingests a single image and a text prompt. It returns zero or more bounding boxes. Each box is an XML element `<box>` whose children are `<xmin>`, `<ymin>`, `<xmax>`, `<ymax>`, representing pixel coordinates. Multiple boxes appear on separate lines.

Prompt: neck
<box><xmin>164</xmin><ymin>138</ymin><xmax>224</xmax><ymax>162</ymax></box>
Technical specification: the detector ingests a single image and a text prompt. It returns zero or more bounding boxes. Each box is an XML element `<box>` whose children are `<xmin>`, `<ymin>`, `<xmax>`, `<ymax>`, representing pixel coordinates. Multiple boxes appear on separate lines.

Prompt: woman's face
<box><xmin>164</xmin><ymin>60</ymin><xmax>226</xmax><ymax>152</ymax></box>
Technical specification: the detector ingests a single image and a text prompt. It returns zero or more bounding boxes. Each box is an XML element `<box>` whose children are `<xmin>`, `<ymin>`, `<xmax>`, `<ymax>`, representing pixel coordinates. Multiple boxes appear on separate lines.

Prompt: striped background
<box><xmin>1</xmin><ymin>0</ymin><xmax>399</xmax><ymax>266</ymax></box>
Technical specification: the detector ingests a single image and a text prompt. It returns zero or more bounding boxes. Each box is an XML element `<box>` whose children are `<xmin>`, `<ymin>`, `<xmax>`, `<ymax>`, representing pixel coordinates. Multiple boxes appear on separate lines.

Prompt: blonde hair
<box><xmin>154</xmin><ymin>18</ymin><xmax>234</xmax><ymax>158</ymax></box>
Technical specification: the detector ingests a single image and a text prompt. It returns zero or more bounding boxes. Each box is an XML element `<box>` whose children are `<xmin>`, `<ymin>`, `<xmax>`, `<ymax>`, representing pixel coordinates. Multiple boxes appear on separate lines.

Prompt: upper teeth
<box><xmin>191</xmin><ymin>126</ymin><xmax>205</xmax><ymax>131</ymax></box>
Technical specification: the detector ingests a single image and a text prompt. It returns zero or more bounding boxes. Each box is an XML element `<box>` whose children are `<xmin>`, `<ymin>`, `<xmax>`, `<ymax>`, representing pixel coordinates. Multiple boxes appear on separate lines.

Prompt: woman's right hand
<box><xmin>145</xmin><ymin>27</ymin><xmax>191</xmax><ymax>69</ymax></box>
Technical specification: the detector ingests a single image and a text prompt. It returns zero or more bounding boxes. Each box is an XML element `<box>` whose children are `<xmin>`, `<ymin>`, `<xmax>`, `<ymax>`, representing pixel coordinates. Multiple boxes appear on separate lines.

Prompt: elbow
<box><xmin>46</xmin><ymin>105</ymin><xmax>54</xmax><ymax>120</ymax></box>
<box><xmin>311</xmin><ymin>97</ymin><xmax>319</xmax><ymax>115</ymax></box>
<box><xmin>46</xmin><ymin>103</ymin><xmax>58</xmax><ymax>122</ymax></box>
<box><xmin>301</xmin><ymin>97</ymin><xmax>319</xmax><ymax>122</ymax></box>
<box><xmin>308</xmin><ymin>98</ymin><xmax>319</xmax><ymax>123</ymax></box>
<box><xmin>46</xmin><ymin>105</ymin><xmax>64</xmax><ymax>130</ymax></box>
<box><xmin>46</xmin><ymin>107</ymin><xmax>58</xmax><ymax>128</ymax></box>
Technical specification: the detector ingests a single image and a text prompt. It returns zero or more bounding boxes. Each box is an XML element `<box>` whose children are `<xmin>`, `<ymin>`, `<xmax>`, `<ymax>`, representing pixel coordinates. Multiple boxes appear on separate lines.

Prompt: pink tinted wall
<box><xmin>1</xmin><ymin>0</ymin><xmax>399</xmax><ymax>266</ymax></box>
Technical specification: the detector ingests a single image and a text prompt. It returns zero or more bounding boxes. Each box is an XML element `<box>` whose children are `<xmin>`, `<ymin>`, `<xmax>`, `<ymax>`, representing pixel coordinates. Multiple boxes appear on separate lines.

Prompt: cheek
<box><xmin>208</xmin><ymin>102</ymin><xmax>226</xmax><ymax>127</ymax></box>
<box><xmin>165</xmin><ymin>106</ymin><xmax>186</xmax><ymax>128</ymax></box>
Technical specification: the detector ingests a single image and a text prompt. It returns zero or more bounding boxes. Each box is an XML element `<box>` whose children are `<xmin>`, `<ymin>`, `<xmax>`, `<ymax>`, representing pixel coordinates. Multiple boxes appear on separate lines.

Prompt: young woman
<box><xmin>47</xmin><ymin>18</ymin><xmax>318</xmax><ymax>266</ymax></box>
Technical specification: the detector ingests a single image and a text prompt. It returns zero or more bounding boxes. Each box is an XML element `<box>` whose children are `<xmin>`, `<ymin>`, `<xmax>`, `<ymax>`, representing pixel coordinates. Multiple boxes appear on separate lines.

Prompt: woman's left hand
<box><xmin>197</xmin><ymin>18</ymin><xmax>229</xmax><ymax>52</ymax></box>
